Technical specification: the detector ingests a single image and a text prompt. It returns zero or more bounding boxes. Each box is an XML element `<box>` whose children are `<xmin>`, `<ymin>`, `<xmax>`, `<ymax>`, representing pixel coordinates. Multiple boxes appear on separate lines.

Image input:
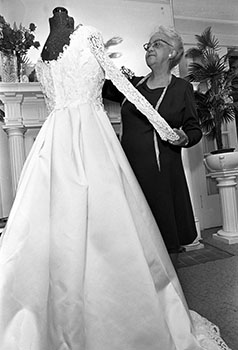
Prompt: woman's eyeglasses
<box><xmin>143</xmin><ymin>39</ymin><xmax>173</xmax><ymax>51</ymax></box>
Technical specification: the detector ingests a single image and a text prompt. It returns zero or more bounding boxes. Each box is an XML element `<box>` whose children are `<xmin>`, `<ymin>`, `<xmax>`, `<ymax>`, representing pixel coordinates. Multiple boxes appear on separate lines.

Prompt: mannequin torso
<box><xmin>41</xmin><ymin>7</ymin><xmax>75</xmax><ymax>61</ymax></box>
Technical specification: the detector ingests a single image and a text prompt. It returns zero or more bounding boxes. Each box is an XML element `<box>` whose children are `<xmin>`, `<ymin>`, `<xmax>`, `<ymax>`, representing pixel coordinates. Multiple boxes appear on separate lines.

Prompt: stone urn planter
<box><xmin>204</xmin><ymin>149</ymin><xmax>238</xmax><ymax>244</ymax></box>
<box><xmin>204</xmin><ymin>149</ymin><xmax>238</xmax><ymax>172</ymax></box>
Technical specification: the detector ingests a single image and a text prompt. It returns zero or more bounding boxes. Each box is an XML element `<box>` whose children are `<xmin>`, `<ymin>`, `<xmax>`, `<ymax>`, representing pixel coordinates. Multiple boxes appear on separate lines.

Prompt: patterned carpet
<box><xmin>178</xmin><ymin>241</ymin><xmax>234</xmax><ymax>268</ymax></box>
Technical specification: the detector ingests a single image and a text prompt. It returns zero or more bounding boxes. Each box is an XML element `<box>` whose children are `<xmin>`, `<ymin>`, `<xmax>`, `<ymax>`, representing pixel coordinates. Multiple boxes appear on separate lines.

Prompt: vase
<box><xmin>0</xmin><ymin>52</ymin><xmax>18</xmax><ymax>82</ymax></box>
<box><xmin>16</xmin><ymin>54</ymin><xmax>23</xmax><ymax>82</ymax></box>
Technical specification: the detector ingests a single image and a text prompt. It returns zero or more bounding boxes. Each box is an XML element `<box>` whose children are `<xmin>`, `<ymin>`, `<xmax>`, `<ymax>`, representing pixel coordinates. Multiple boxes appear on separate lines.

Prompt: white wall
<box><xmin>172</xmin><ymin>0</ymin><xmax>238</xmax><ymax>47</ymax></box>
<box><xmin>1</xmin><ymin>0</ymin><xmax>174</xmax><ymax>75</ymax></box>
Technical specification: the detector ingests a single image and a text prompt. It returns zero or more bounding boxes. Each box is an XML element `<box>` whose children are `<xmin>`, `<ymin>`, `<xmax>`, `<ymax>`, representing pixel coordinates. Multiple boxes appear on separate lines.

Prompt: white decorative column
<box><xmin>0</xmin><ymin>82</ymin><xmax>47</xmax><ymax>201</ymax></box>
<box><xmin>210</xmin><ymin>169</ymin><xmax>238</xmax><ymax>244</ymax></box>
<box><xmin>182</xmin><ymin>147</ymin><xmax>204</xmax><ymax>251</ymax></box>
<box><xmin>0</xmin><ymin>89</ymin><xmax>25</xmax><ymax>197</ymax></box>
<box><xmin>4</xmin><ymin>127</ymin><xmax>26</xmax><ymax>195</ymax></box>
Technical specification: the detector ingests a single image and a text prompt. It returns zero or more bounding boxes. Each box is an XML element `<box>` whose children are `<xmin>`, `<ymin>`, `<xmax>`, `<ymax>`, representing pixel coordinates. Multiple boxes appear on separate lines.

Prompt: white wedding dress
<box><xmin>0</xmin><ymin>25</ymin><xmax>230</xmax><ymax>350</ymax></box>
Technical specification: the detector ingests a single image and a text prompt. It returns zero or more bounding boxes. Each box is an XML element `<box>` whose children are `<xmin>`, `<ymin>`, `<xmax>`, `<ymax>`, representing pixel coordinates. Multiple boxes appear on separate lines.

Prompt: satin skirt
<box><xmin>0</xmin><ymin>102</ymin><xmax>203</xmax><ymax>349</ymax></box>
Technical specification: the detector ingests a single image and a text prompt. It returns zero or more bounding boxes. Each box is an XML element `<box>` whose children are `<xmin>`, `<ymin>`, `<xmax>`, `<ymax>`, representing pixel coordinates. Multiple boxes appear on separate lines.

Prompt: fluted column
<box><xmin>182</xmin><ymin>148</ymin><xmax>204</xmax><ymax>251</ymax></box>
<box><xmin>210</xmin><ymin>170</ymin><xmax>238</xmax><ymax>244</ymax></box>
<box><xmin>0</xmin><ymin>82</ymin><xmax>47</xmax><ymax>208</ymax></box>
<box><xmin>4</xmin><ymin>127</ymin><xmax>26</xmax><ymax>196</ymax></box>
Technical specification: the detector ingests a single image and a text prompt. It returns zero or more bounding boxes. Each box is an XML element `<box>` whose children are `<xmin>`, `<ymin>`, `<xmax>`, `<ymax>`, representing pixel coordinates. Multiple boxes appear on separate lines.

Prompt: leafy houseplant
<box><xmin>0</xmin><ymin>15</ymin><xmax>40</xmax><ymax>82</ymax></box>
<box><xmin>186</xmin><ymin>27</ymin><xmax>238</xmax><ymax>153</ymax></box>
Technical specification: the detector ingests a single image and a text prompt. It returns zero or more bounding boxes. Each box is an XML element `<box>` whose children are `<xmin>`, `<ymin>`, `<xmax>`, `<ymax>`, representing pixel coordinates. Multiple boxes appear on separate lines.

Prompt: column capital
<box><xmin>209</xmin><ymin>169</ymin><xmax>238</xmax><ymax>178</ymax></box>
<box><xmin>0</xmin><ymin>82</ymin><xmax>46</xmax><ymax>127</ymax></box>
<box><xmin>0</xmin><ymin>92</ymin><xmax>23</xmax><ymax>104</ymax></box>
<box><xmin>3</xmin><ymin>125</ymin><xmax>27</xmax><ymax>137</ymax></box>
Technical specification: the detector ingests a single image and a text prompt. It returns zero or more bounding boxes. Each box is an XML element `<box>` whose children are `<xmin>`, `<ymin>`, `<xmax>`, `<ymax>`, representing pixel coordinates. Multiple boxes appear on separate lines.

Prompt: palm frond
<box><xmin>21</xmin><ymin>54</ymin><xmax>34</xmax><ymax>75</ymax></box>
<box><xmin>198</xmin><ymin>111</ymin><xmax>215</xmax><ymax>137</ymax></box>
<box><xmin>185</xmin><ymin>47</ymin><xmax>202</xmax><ymax>59</ymax></box>
<box><xmin>203</xmin><ymin>58</ymin><xmax>228</xmax><ymax>78</ymax></box>
<box><xmin>232</xmin><ymin>101</ymin><xmax>238</xmax><ymax>111</ymax></box>
<box><xmin>21</xmin><ymin>55</ymin><xmax>31</xmax><ymax>64</ymax></box>
<box><xmin>193</xmin><ymin>90</ymin><xmax>235</xmax><ymax>137</ymax></box>
<box><xmin>221</xmin><ymin>107</ymin><xmax>236</xmax><ymax>123</ymax></box>
<box><xmin>187</xmin><ymin>54</ymin><xmax>228</xmax><ymax>83</ymax></box>
<box><xmin>187</xmin><ymin>62</ymin><xmax>209</xmax><ymax>82</ymax></box>
<box><xmin>195</xmin><ymin>27</ymin><xmax>220</xmax><ymax>51</ymax></box>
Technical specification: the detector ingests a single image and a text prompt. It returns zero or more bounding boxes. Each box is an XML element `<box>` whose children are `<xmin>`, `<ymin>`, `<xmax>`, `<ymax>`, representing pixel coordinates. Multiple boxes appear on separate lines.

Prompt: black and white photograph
<box><xmin>0</xmin><ymin>0</ymin><xmax>237</xmax><ymax>349</ymax></box>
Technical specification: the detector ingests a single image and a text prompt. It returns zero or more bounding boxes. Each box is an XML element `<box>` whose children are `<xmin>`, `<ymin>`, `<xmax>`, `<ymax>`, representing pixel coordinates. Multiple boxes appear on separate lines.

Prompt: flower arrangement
<box><xmin>0</xmin><ymin>15</ymin><xmax>40</xmax><ymax>81</ymax></box>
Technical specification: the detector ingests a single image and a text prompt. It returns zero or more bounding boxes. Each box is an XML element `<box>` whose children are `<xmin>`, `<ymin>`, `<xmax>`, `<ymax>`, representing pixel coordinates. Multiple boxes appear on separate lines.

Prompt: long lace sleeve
<box><xmin>88</xmin><ymin>31</ymin><xmax>179</xmax><ymax>142</ymax></box>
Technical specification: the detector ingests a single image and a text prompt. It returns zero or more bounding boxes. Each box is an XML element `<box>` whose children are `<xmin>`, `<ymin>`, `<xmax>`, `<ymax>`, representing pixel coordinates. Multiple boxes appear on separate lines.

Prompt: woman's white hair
<box><xmin>151</xmin><ymin>25</ymin><xmax>184</xmax><ymax>69</ymax></box>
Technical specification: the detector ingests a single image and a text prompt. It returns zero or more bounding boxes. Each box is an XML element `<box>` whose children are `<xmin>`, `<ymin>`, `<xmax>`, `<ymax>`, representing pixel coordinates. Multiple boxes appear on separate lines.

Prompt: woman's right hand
<box><xmin>168</xmin><ymin>128</ymin><xmax>189</xmax><ymax>147</ymax></box>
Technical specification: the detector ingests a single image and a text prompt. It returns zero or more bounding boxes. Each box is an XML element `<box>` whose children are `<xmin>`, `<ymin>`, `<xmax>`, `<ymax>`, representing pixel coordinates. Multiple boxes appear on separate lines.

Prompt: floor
<box><xmin>178</xmin><ymin>227</ymin><xmax>238</xmax><ymax>350</ymax></box>
<box><xmin>178</xmin><ymin>241</ymin><xmax>234</xmax><ymax>268</ymax></box>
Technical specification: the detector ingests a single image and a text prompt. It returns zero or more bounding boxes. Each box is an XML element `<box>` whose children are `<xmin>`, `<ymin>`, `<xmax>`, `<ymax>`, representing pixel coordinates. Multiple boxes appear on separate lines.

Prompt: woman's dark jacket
<box><xmin>103</xmin><ymin>75</ymin><xmax>202</xmax><ymax>253</ymax></box>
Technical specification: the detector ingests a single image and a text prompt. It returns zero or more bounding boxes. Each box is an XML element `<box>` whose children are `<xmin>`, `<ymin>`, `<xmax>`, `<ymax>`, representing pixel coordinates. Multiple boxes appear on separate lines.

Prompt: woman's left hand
<box><xmin>104</xmin><ymin>37</ymin><xmax>123</xmax><ymax>49</ymax></box>
<box><xmin>104</xmin><ymin>37</ymin><xmax>123</xmax><ymax>59</ymax></box>
<box><xmin>169</xmin><ymin>128</ymin><xmax>189</xmax><ymax>146</ymax></box>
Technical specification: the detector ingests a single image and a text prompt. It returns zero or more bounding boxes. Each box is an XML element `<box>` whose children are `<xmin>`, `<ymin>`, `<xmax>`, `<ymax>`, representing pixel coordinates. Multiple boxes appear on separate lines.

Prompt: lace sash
<box><xmin>88</xmin><ymin>32</ymin><xmax>179</xmax><ymax>143</ymax></box>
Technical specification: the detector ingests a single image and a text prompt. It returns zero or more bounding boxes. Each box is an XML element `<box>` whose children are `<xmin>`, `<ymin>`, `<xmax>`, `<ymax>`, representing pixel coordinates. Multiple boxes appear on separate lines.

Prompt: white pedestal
<box><xmin>209</xmin><ymin>169</ymin><xmax>238</xmax><ymax>244</ymax></box>
<box><xmin>213</xmin><ymin>232</ymin><xmax>238</xmax><ymax>244</ymax></box>
<box><xmin>182</xmin><ymin>148</ymin><xmax>203</xmax><ymax>251</ymax></box>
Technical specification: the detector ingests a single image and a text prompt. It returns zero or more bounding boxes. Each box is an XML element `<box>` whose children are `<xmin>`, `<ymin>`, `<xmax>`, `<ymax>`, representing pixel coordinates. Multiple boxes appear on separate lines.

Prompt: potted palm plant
<box><xmin>186</xmin><ymin>27</ymin><xmax>238</xmax><ymax>171</ymax></box>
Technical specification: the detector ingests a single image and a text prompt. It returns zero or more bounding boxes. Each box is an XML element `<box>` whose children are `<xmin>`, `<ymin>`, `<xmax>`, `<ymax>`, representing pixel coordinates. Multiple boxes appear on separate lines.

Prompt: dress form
<box><xmin>41</xmin><ymin>7</ymin><xmax>75</xmax><ymax>61</ymax></box>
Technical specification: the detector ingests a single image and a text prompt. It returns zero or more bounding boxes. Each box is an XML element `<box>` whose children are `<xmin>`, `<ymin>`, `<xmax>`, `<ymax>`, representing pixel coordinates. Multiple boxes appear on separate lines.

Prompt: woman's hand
<box><xmin>104</xmin><ymin>37</ymin><xmax>123</xmax><ymax>50</ymax></box>
<box><xmin>168</xmin><ymin>128</ymin><xmax>189</xmax><ymax>147</ymax></box>
<box><xmin>104</xmin><ymin>37</ymin><xmax>123</xmax><ymax>59</ymax></box>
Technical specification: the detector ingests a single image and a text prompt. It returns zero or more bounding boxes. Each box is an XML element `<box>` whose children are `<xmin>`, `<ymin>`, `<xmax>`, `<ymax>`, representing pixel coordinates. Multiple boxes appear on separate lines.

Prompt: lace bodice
<box><xmin>36</xmin><ymin>25</ymin><xmax>179</xmax><ymax>142</ymax></box>
<box><xmin>36</xmin><ymin>26</ymin><xmax>105</xmax><ymax>112</ymax></box>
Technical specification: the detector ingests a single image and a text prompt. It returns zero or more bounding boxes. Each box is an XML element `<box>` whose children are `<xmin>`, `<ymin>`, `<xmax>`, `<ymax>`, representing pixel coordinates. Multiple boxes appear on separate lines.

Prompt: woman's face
<box><xmin>144</xmin><ymin>31</ymin><xmax>174</xmax><ymax>70</ymax></box>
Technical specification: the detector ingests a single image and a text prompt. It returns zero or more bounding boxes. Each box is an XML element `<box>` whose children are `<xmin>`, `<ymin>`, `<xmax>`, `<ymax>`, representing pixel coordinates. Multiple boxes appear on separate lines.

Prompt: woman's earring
<box><xmin>168</xmin><ymin>53</ymin><xmax>172</xmax><ymax>58</ymax></box>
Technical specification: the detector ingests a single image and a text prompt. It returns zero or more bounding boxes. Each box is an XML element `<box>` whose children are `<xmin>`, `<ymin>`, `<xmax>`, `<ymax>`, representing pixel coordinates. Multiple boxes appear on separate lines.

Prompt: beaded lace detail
<box><xmin>88</xmin><ymin>32</ymin><xmax>179</xmax><ymax>142</ymax></box>
<box><xmin>36</xmin><ymin>59</ymin><xmax>56</xmax><ymax>113</ymax></box>
<box><xmin>36</xmin><ymin>25</ymin><xmax>178</xmax><ymax>142</ymax></box>
<box><xmin>191</xmin><ymin>311</ymin><xmax>231</xmax><ymax>350</ymax></box>
<box><xmin>36</xmin><ymin>26</ymin><xmax>105</xmax><ymax>114</ymax></box>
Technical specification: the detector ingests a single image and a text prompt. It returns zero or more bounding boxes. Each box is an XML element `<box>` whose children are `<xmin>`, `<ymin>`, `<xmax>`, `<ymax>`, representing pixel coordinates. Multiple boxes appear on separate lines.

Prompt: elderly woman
<box><xmin>103</xmin><ymin>26</ymin><xmax>202</xmax><ymax>267</ymax></box>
